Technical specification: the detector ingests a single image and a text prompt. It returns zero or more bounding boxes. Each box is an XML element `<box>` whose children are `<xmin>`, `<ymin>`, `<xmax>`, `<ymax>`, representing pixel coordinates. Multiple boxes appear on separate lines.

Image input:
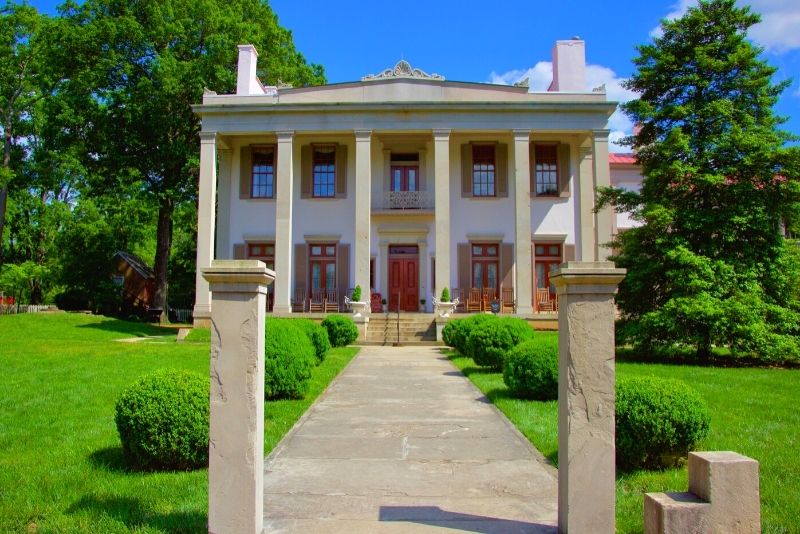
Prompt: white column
<box><xmin>418</xmin><ymin>240</ymin><xmax>428</xmax><ymax>311</ymax></box>
<box><xmin>273</xmin><ymin>131</ymin><xmax>294</xmax><ymax>313</ymax></box>
<box><xmin>193</xmin><ymin>131</ymin><xmax>217</xmax><ymax>325</ymax></box>
<box><xmin>203</xmin><ymin>260</ymin><xmax>274</xmax><ymax>534</ymax></box>
<box><xmin>513</xmin><ymin>129</ymin><xmax>534</xmax><ymax>316</ymax></box>
<box><xmin>215</xmin><ymin>148</ymin><xmax>232</xmax><ymax>259</ymax></box>
<box><xmin>433</xmin><ymin>129</ymin><xmax>451</xmax><ymax>295</ymax></box>
<box><xmin>577</xmin><ymin>142</ymin><xmax>596</xmax><ymax>261</ymax></box>
<box><xmin>551</xmin><ymin>261</ymin><xmax>626</xmax><ymax>534</ymax></box>
<box><xmin>379</xmin><ymin>242</ymin><xmax>389</xmax><ymax>301</ymax></box>
<box><xmin>354</xmin><ymin>130</ymin><xmax>372</xmax><ymax>298</ymax></box>
<box><xmin>593</xmin><ymin>130</ymin><xmax>613</xmax><ymax>261</ymax></box>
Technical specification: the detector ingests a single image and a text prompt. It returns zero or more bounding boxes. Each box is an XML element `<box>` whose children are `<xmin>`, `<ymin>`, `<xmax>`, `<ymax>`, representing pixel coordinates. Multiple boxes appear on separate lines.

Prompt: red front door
<box><xmin>388</xmin><ymin>249</ymin><xmax>419</xmax><ymax>312</ymax></box>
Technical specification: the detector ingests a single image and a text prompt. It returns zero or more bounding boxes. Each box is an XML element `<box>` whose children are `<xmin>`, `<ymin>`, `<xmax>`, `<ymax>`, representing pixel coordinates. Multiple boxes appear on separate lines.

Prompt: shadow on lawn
<box><xmin>77</xmin><ymin>318</ymin><xmax>175</xmax><ymax>338</ymax></box>
<box><xmin>89</xmin><ymin>446</ymin><xmax>131</xmax><ymax>473</ymax></box>
<box><xmin>68</xmin><ymin>495</ymin><xmax>206</xmax><ymax>532</ymax></box>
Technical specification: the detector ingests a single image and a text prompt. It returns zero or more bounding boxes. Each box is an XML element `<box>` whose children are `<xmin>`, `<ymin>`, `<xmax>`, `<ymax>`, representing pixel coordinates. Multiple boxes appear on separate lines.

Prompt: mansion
<box><xmin>192</xmin><ymin>40</ymin><xmax>641</xmax><ymax>325</ymax></box>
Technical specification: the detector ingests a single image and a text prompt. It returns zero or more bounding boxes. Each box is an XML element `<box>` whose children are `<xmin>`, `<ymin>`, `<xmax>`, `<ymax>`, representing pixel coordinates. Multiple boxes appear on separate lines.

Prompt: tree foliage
<box><xmin>601</xmin><ymin>0</ymin><xmax>800</xmax><ymax>361</ymax></box>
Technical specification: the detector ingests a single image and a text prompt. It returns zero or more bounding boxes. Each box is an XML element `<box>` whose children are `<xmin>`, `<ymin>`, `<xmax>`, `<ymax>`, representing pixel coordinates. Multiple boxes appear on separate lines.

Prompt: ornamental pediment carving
<box><xmin>362</xmin><ymin>60</ymin><xmax>444</xmax><ymax>81</ymax></box>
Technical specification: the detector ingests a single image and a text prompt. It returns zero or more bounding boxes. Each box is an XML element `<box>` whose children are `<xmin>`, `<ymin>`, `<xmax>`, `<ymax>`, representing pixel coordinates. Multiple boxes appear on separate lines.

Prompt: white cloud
<box><xmin>651</xmin><ymin>0</ymin><xmax>800</xmax><ymax>53</ymax></box>
<box><xmin>489</xmin><ymin>62</ymin><xmax>638</xmax><ymax>153</ymax></box>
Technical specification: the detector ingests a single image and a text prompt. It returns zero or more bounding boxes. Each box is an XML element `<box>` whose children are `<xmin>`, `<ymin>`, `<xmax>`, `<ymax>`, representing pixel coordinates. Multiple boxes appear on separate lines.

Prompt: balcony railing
<box><xmin>380</xmin><ymin>190</ymin><xmax>434</xmax><ymax>210</ymax></box>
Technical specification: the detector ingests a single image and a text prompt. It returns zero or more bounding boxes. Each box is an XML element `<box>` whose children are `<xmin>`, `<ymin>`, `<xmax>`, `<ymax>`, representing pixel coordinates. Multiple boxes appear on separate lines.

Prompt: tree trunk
<box><xmin>151</xmin><ymin>196</ymin><xmax>174</xmax><ymax>323</ymax></box>
<box><xmin>0</xmin><ymin>131</ymin><xmax>11</xmax><ymax>266</ymax></box>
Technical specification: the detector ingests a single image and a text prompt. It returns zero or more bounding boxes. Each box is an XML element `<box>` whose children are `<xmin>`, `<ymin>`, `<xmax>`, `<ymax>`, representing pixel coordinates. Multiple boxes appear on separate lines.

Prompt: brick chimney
<box><xmin>548</xmin><ymin>38</ymin><xmax>586</xmax><ymax>92</ymax></box>
<box><xmin>236</xmin><ymin>44</ymin><xmax>266</xmax><ymax>95</ymax></box>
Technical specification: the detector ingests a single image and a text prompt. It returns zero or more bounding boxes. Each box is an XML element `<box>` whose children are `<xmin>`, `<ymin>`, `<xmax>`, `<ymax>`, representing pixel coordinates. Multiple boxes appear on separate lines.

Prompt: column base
<box><xmin>516</xmin><ymin>305</ymin><xmax>534</xmax><ymax>316</ymax></box>
<box><xmin>272</xmin><ymin>304</ymin><xmax>292</xmax><ymax>314</ymax></box>
<box><xmin>193</xmin><ymin>305</ymin><xmax>211</xmax><ymax>327</ymax></box>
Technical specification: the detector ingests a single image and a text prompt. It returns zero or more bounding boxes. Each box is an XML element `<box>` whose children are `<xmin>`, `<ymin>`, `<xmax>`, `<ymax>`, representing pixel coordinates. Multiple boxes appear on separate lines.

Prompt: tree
<box><xmin>601</xmin><ymin>0</ymin><xmax>800</xmax><ymax>360</ymax></box>
<box><xmin>56</xmin><ymin>0</ymin><xmax>324</xmax><ymax>319</ymax></box>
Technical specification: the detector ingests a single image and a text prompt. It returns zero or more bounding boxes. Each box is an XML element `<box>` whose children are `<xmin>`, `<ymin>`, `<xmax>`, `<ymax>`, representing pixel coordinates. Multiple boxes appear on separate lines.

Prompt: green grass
<box><xmin>447</xmin><ymin>331</ymin><xmax>800</xmax><ymax>534</ymax></box>
<box><xmin>0</xmin><ymin>313</ymin><xmax>357</xmax><ymax>533</ymax></box>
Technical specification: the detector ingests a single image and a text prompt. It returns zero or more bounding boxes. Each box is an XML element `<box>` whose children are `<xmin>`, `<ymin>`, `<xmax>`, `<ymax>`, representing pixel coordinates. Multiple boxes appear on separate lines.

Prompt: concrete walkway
<box><xmin>263</xmin><ymin>346</ymin><xmax>558</xmax><ymax>533</ymax></box>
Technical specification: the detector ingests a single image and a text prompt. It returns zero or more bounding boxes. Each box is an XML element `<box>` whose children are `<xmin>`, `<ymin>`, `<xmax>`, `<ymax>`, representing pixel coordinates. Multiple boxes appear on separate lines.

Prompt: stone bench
<box><xmin>644</xmin><ymin>451</ymin><xmax>760</xmax><ymax>534</ymax></box>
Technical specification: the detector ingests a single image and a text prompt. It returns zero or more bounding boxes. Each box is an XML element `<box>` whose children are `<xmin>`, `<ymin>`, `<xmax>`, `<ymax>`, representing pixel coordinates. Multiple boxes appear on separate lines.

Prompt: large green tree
<box><xmin>602</xmin><ymin>0</ymin><xmax>800</xmax><ymax>360</ymax></box>
<box><xmin>55</xmin><ymin>0</ymin><xmax>324</xmax><ymax>317</ymax></box>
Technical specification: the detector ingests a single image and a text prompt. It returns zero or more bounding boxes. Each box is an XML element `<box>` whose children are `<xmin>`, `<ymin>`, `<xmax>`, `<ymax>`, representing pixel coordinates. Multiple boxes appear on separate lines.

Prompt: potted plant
<box><xmin>345</xmin><ymin>285</ymin><xmax>369</xmax><ymax>318</ymax></box>
<box><xmin>381</xmin><ymin>298</ymin><xmax>387</xmax><ymax>313</ymax></box>
<box><xmin>433</xmin><ymin>287</ymin><xmax>458</xmax><ymax>317</ymax></box>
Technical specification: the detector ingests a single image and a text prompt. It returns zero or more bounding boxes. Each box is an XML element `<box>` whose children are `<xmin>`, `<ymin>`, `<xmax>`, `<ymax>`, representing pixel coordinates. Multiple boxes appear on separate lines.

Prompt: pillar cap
<box><xmin>202</xmin><ymin>260</ymin><xmax>275</xmax><ymax>286</ymax></box>
<box><xmin>550</xmin><ymin>261</ymin><xmax>626</xmax><ymax>293</ymax></box>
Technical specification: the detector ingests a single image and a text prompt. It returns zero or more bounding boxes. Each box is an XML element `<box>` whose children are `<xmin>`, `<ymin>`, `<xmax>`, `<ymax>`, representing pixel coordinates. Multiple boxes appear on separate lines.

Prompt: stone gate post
<box><xmin>550</xmin><ymin>261</ymin><xmax>625</xmax><ymax>534</ymax></box>
<box><xmin>202</xmin><ymin>260</ymin><xmax>274</xmax><ymax>534</ymax></box>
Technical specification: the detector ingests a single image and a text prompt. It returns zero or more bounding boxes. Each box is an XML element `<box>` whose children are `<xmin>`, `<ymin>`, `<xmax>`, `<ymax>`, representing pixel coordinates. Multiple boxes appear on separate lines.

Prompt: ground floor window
<box><xmin>309</xmin><ymin>244</ymin><xmax>336</xmax><ymax>290</ymax></box>
<box><xmin>534</xmin><ymin>243</ymin><xmax>562</xmax><ymax>311</ymax></box>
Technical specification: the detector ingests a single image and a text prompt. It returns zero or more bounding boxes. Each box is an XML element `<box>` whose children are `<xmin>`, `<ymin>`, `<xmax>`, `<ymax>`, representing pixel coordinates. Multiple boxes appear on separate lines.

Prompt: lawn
<box><xmin>0</xmin><ymin>313</ymin><xmax>357</xmax><ymax>533</ymax></box>
<box><xmin>448</xmin><ymin>331</ymin><xmax>800</xmax><ymax>534</ymax></box>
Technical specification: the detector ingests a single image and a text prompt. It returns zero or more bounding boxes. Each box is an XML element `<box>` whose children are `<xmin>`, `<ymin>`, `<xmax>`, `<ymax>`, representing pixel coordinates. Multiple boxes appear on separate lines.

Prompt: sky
<box><xmin>30</xmin><ymin>0</ymin><xmax>800</xmax><ymax>153</ymax></box>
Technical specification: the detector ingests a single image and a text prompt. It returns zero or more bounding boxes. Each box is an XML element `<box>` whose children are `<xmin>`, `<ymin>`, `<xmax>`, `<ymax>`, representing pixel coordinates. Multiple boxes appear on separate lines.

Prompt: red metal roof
<box><xmin>609</xmin><ymin>153</ymin><xmax>637</xmax><ymax>165</ymax></box>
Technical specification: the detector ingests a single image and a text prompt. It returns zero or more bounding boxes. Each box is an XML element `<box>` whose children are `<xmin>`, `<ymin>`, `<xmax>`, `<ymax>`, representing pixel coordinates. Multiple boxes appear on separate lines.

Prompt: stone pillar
<box><xmin>273</xmin><ymin>131</ymin><xmax>294</xmax><ymax>313</ymax></box>
<box><xmin>592</xmin><ymin>130</ymin><xmax>613</xmax><ymax>261</ymax></box>
<box><xmin>215</xmin><ymin>148</ymin><xmax>233</xmax><ymax>260</ymax></box>
<box><xmin>513</xmin><ymin>129</ymin><xmax>534</xmax><ymax>315</ymax></box>
<box><xmin>354</xmin><ymin>130</ymin><xmax>372</xmax><ymax>299</ymax></box>
<box><xmin>202</xmin><ymin>260</ymin><xmax>274</xmax><ymax>534</ymax></box>
<box><xmin>577</xmin><ymin>142</ymin><xmax>595</xmax><ymax>261</ymax></box>
<box><xmin>433</xmin><ymin>129</ymin><xmax>451</xmax><ymax>295</ymax></box>
<box><xmin>193</xmin><ymin>131</ymin><xmax>218</xmax><ymax>326</ymax></box>
<box><xmin>550</xmin><ymin>261</ymin><xmax>626</xmax><ymax>534</ymax></box>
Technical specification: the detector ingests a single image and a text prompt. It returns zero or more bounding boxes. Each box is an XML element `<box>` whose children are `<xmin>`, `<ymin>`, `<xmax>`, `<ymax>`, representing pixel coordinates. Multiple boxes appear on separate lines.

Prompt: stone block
<box><xmin>644</xmin><ymin>492</ymin><xmax>709</xmax><ymax>534</ymax></box>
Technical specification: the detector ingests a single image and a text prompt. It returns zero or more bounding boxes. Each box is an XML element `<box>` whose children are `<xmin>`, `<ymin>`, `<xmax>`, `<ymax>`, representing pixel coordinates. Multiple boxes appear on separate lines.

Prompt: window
<box><xmin>251</xmin><ymin>147</ymin><xmax>275</xmax><ymax>198</ymax></box>
<box><xmin>535</xmin><ymin>144</ymin><xmax>559</xmax><ymax>196</ymax></box>
<box><xmin>309</xmin><ymin>244</ymin><xmax>336</xmax><ymax>290</ymax></box>
<box><xmin>471</xmin><ymin>243</ymin><xmax>499</xmax><ymax>291</ymax></box>
<box><xmin>312</xmin><ymin>146</ymin><xmax>336</xmax><ymax>198</ymax></box>
<box><xmin>534</xmin><ymin>243</ymin><xmax>562</xmax><ymax>296</ymax></box>
<box><xmin>472</xmin><ymin>145</ymin><xmax>496</xmax><ymax>197</ymax></box>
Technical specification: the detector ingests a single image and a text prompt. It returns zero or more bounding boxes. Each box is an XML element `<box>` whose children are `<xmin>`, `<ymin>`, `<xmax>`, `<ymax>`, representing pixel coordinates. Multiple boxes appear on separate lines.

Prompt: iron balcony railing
<box><xmin>379</xmin><ymin>190</ymin><xmax>434</xmax><ymax>210</ymax></box>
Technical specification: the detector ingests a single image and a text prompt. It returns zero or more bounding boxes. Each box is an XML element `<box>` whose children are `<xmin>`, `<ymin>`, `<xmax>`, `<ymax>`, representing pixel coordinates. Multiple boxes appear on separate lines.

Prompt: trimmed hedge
<box><xmin>616</xmin><ymin>377</ymin><xmax>710</xmax><ymax>470</ymax></box>
<box><xmin>441</xmin><ymin>319</ymin><xmax>460</xmax><ymax>347</ymax></box>
<box><xmin>450</xmin><ymin>314</ymin><xmax>497</xmax><ymax>356</ymax></box>
<box><xmin>503</xmin><ymin>337</ymin><xmax>559</xmax><ymax>400</ymax></box>
<box><xmin>321</xmin><ymin>315</ymin><xmax>359</xmax><ymax>347</ymax></box>
<box><xmin>264</xmin><ymin>320</ymin><xmax>316</xmax><ymax>399</ymax></box>
<box><xmin>268</xmin><ymin>317</ymin><xmax>330</xmax><ymax>364</ymax></box>
<box><xmin>114</xmin><ymin>369</ymin><xmax>209</xmax><ymax>470</ymax></box>
<box><xmin>466</xmin><ymin>316</ymin><xmax>535</xmax><ymax>370</ymax></box>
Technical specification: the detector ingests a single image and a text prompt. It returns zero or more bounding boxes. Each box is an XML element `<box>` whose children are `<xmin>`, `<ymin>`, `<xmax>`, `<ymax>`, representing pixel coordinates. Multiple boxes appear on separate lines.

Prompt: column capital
<box><xmin>354</xmin><ymin>129</ymin><xmax>373</xmax><ymax>140</ymax></box>
<box><xmin>200</xmin><ymin>131</ymin><xmax>217</xmax><ymax>143</ymax></box>
<box><xmin>512</xmin><ymin>129</ymin><xmax>531</xmax><ymax>140</ymax></box>
<box><xmin>591</xmin><ymin>129</ymin><xmax>611</xmax><ymax>141</ymax></box>
<box><xmin>218</xmin><ymin>147</ymin><xmax>233</xmax><ymax>156</ymax></box>
<box><xmin>551</xmin><ymin>261</ymin><xmax>626</xmax><ymax>295</ymax></box>
<box><xmin>578</xmin><ymin>146</ymin><xmax>593</xmax><ymax>158</ymax></box>
<box><xmin>202</xmin><ymin>260</ymin><xmax>276</xmax><ymax>294</ymax></box>
<box><xmin>276</xmin><ymin>130</ymin><xmax>294</xmax><ymax>141</ymax></box>
<box><xmin>432</xmin><ymin>128</ymin><xmax>451</xmax><ymax>139</ymax></box>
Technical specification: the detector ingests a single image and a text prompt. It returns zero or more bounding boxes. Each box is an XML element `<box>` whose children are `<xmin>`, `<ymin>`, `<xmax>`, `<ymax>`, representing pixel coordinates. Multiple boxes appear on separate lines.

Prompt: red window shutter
<box><xmin>335</xmin><ymin>144</ymin><xmax>348</xmax><ymax>198</ymax></box>
<box><xmin>239</xmin><ymin>146</ymin><xmax>252</xmax><ymax>199</ymax></box>
<box><xmin>558</xmin><ymin>142</ymin><xmax>571</xmax><ymax>197</ymax></box>
<box><xmin>500</xmin><ymin>243</ymin><xmax>514</xmax><ymax>289</ymax></box>
<box><xmin>461</xmin><ymin>144</ymin><xmax>473</xmax><ymax>197</ymax></box>
<box><xmin>496</xmin><ymin>143</ymin><xmax>508</xmax><ymax>197</ymax></box>
<box><xmin>457</xmin><ymin>243</ymin><xmax>470</xmax><ymax>290</ymax></box>
<box><xmin>300</xmin><ymin>145</ymin><xmax>312</xmax><ymax>199</ymax></box>
<box><xmin>294</xmin><ymin>244</ymin><xmax>308</xmax><ymax>292</ymax></box>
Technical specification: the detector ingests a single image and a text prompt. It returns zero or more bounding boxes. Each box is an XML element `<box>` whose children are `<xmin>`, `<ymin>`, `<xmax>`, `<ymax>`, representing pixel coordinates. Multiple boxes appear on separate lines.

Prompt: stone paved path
<box><xmin>263</xmin><ymin>345</ymin><xmax>558</xmax><ymax>533</ymax></box>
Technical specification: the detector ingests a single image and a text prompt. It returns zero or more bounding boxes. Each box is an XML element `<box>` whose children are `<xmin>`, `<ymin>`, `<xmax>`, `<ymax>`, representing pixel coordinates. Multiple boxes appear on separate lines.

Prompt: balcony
<box><xmin>378</xmin><ymin>190</ymin><xmax>434</xmax><ymax>211</ymax></box>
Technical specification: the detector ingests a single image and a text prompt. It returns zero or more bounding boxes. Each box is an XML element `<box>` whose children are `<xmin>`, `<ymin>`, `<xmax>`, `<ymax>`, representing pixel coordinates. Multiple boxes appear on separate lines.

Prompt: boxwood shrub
<box><xmin>616</xmin><ymin>377</ymin><xmax>710</xmax><ymax>470</ymax></box>
<box><xmin>114</xmin><ymin>369</ymin><xmax>209</xmax><ymax>470</ymax></box>
<box><xmin>503</xmin><ymin>337</ymin><xmax>559</xmax><ymax>400</ymax></box>
<box><xmin>321</xmin><ymin>315</ymin><xmax>359</xmax><ymax>347</ymax></box>
<box><xmin>264</xmin><ymin>320</ymin><xmax>316</xmax><ymax>399</ymax></box>
<box><xmin>466</xmin><ymin>316</ymin><xmax>535</xmax><ymax>369</ymax></box>
<box><xmin>451</xmin><ymin>313</ymin><xmax>497</xmax><ymax>356</ymax></box>
<box><xmin>268</xmin><ymin>317</ymin><xmax>330</xmax><ymax>364</ymax></box>
<box><xmin>441</xmin><ymin>319</ymin><xmax>461</xmax><ymax>347</ymax></box>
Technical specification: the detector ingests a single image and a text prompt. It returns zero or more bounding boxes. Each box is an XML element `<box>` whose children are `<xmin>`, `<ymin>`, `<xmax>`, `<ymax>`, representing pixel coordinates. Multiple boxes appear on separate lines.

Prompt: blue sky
<box><xmin>31</xmin><ymin>0</ymin><xmax>799</xmax><ymax>152</ymax></box>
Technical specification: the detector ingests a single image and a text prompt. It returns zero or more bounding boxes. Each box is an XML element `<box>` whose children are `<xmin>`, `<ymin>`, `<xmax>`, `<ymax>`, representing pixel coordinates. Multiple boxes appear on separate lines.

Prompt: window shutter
<box><xmin>336</xmin><ymin>243</ymin><xmax>350</xmax><ymax>307</ymax></box>
<box><xmin>564</xmin><ymin>244</ymin><xmax>576</xmax><ymax>261</ymax></box>
<box><xmin>457</xmin><ymin>243</ymin><xmax>470</xmax><ymax>290</ymax></box>
<box><xmin>233</xmin><ymin>243</ymin><xmax>246</xmax><ymax>259</ymax></box>
<box><xmin>500</xmin><ymin>243</ymin><xmax>514</xmax><ymax>289</ymax></box>
<box><xmin>335</xmin><ymin>144</ymin><xmax>348</xmax><ymax>198</ymax></box>
<box><xmin>558</xmin><ymin>142</ymin><xmax>571</xmax><ymax>197</ymax></box>
<box><xmin>496</xmin><ymin>143</ymin><xmax>508</xmax><ymax>197</ymax></box>
<box><xmin>528</xmin><ymin>143</ymin><xmax>536</xmax><ymax>194</ymax></box>
<box><xmin>300</xmin><ymin>145</ymin><xmax>312</xmax><ymax>199</ymax></box>
<box><xmin>461</xmin><ymin>144</ymin><xmax>473</xmax><ymax>197</ymax></box>
<box><xmin>239</xmin><ymin>146</ymin><xmax>252</xmax><ymax>199</ymax></box>
<box><xmin>294</xmin><ymin>244</ymin><xmax>308</xmax><ymax>292</ymax></box>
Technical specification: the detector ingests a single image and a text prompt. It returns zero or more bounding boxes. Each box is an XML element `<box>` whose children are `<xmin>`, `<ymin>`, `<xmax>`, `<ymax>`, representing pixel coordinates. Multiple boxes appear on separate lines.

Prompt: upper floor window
<box><xmin>313</xmin><ymin>146</ymin><xmax>336</xmax><ymax>198</ymax></box>
<box><xmin>535</xmin><ymin>144</ymin><xmax>559</xmax><ymax>196</ymax></box>
<box><xmin>472</xmin><ymin>145</ymin><xmax>496</xmax><ymax>197</ymax></box>
<box><xmin>251</xmin><ymin>147</ymin><xmax>275</xmax><ymax>198</ymax></box>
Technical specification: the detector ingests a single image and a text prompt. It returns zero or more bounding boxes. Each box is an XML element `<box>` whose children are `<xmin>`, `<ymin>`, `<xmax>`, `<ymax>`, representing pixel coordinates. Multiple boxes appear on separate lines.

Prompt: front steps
<box><xmin>364</xmin><ymin>313</ymin><xmax>438</xmax><ymax>345</ymax></box>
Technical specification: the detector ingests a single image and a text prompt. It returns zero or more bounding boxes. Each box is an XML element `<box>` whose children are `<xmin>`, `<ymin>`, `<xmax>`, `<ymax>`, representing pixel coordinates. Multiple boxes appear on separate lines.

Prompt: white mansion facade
<box><xmin>192</xmin><ymin>40</ymin><xmax>640</xmax><ymax>324</ymax></box>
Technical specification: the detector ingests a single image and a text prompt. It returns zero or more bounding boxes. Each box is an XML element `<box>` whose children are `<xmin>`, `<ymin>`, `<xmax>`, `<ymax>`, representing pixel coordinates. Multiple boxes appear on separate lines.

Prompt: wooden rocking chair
<box><xmin>291</xmin><ymin>287</ymin><xmax>307</xmax><ymax>313</ymax></box>
<box><xmin>467</xmin><ymin>288</ymin><xmax>482</xmax><ymax>312</ymax></box>
<box><xmin>501</xmin><ymin>287</ymin><xmax>516</xmax><ymax>314</ymax></box>
<box><xmin>324</xmin><ymin>288</ymin><xmax>339</xmax><ymax>313</ymax></box>
<box><xmin>536</xmin><ymin>287</ymin><xmax>554</xmax><ymax>313</ymax></box>
<box><xmin>309</xmin><ymin>289</ymin><xmax>325</xmax><ymax>312</ymax></box>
